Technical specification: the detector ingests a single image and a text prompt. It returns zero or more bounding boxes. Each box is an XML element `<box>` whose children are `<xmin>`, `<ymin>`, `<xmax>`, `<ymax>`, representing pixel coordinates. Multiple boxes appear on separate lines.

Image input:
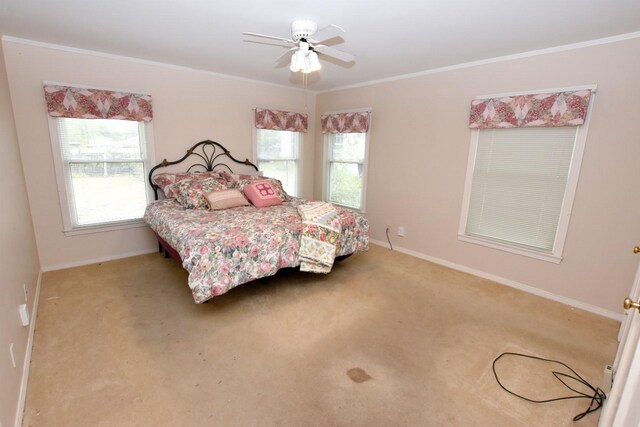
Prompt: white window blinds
<box><xmin>56</xmin><ymin>117</ymin><xmax>149</xmax><ymax>227</ymax></box>
<box><xmin>465</xmin><ymin>126</ymin><xmax>577</xmax><ymax>252</ymax></box>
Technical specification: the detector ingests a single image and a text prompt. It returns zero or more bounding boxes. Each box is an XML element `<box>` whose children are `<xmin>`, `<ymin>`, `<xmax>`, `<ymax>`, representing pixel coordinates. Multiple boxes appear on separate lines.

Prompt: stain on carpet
<box><xmin>347</xmin><ymin>367</ymin><xmax>372</xmax><ymax>383</ymax></box>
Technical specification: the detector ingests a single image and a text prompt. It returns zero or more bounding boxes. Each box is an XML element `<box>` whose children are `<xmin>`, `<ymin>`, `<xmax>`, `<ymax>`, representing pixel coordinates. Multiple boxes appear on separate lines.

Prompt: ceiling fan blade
<box><xmin>244</xmin><ymin>40</ymin><xmax>295</xmax><ymax>49</ymax></box>
<box><xmin>309</xmin><ymin>24</ymin><xmax>345</xmax><ymax>43</ymax></box>
<box><xmin>315</xmin><ymin>45</ymin><xmax>355</xmax><ymax>63</ymax></box>
<box><xmin>242</xmin><ymin>32</ymin><xmax>295</xmax><ymax>44</ymax></box>
<box><xmin>275</xmin><ymin>47</ymin><xmax>296</xmax><ymax>63</ymax></box>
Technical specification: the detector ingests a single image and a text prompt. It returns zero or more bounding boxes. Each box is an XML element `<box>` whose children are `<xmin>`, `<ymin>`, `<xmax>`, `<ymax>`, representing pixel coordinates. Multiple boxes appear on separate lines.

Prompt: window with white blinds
<box><xmin>51</xmin><ymin>117</ymin><xmax>152</xmax><ymax>232</ymax></box>
<box><xmin>459</xmin><ymin>126</ymin><xmax>585</xmax><ymax>262</ymax></box>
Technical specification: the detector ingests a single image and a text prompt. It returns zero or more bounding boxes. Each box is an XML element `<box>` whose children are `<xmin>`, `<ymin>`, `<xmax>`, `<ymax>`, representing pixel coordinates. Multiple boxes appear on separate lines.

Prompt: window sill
<box><xmin>329</xmin><ymin>201</ymin><xmax>365</xmax><ymax>214</ymax></box>
<box><xmin>63</xmin><ymin>219</ymin><xmax>147</xmax><ymax>236</ymax></box>
<box><xmin>457</xmin><ymin>234</ymin><xmax>562</xmax><ymax>264</ymax></box>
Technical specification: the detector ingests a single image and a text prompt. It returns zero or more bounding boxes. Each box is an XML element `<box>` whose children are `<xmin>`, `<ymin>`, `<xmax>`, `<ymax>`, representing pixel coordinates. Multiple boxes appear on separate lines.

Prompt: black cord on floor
<box><xmin>385</xmin><ymin>227</ymin><xmax>393</xmax><ymax>250</ymax></box>
<box><xmin>492</xmin><ymin>352</ymin><xmax>606</xmax><ymax>422</ymax></box>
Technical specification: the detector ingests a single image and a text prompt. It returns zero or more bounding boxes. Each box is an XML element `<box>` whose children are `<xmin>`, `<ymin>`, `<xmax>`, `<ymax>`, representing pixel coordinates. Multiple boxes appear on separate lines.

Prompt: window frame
<box><xmin>323</xmin><ymin>112</ymin><xmax>371</xmax><ymax>213</ymax></box>
<box><xmin>48</xmin><ymin>117</ymin><xmax>155</xmax><ymax>236</ymax></box>
<box><xmin>253</xmin><ymin>128</ymin><xmax>303</xmax><ymax>197</ymax></box>
<box><xmin>458</xmin><ymin>86</ymin><xmax>595</xmax><ymax>263</ymax></box>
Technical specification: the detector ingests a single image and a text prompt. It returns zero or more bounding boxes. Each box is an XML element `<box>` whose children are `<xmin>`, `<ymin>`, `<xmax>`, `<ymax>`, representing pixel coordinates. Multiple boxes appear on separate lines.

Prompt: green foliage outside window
<box><xmin>328</xmin><ymin>132</ymin><xmax>366</xmax><ymax>209</ymax></box>
<box><xmin>329</xmin><ymin>162</ymin><xmax>362</xmax><ymax>208</ymax></box>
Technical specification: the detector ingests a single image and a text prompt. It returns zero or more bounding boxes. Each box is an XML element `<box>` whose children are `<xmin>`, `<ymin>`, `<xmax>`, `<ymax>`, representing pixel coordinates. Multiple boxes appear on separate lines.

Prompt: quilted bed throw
<box><xmin>297</xmin><ymin>202</ymin><xmax>342</xmax><ymax>273</ymax></box>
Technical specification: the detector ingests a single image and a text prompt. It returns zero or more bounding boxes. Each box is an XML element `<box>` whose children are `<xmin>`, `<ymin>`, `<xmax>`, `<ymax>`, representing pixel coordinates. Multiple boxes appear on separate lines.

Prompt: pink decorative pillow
<box><xmin>243</xmin><ymin>181</ymin><xmax>283</xmax><ymax>208</ymax></box>
<box><xmin>204</xmin><ymin>189</ymin><xmax>250</xmax><ymax>210</ymax></box>
<box><xmin>228</xmin><ymin>176</ymin><xmax>291</xmax><ymax>201</ymax></box>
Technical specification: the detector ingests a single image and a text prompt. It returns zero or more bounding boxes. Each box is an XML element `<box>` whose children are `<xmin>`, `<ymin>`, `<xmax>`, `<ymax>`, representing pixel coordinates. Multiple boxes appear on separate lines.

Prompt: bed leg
<box><xmin>164</xmin><ymin>248</ymin><xmax>170</xmax><ymax>259</ymax></box>
<box><xmin>158</xmin><ymin>242</ymin><xmax>163</xmax><ymax>253</ymax></box>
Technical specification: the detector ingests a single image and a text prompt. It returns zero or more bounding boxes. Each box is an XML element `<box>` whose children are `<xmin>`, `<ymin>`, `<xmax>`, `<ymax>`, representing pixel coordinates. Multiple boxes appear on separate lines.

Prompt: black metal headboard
<box><xmin>148</xmin><ymin>139</ymin><xmax>259</xmax><ymax>200</ymax></box>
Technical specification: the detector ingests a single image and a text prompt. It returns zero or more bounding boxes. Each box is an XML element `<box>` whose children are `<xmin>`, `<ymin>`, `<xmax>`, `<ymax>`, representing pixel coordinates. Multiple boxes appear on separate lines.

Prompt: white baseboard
<box><xmin>15</xmin><ymin>270</ymin><xmax>42</xmax><ymax>427</ymax></box>
<box><xmin>370</xmin><ymin>239</ymin><xmax>624</xmax><ymax>322</ymax></box>
<box><xmin>41</xmin><ymin>248</ymin><xmax>158</xmax><ymax>272</ymax></box>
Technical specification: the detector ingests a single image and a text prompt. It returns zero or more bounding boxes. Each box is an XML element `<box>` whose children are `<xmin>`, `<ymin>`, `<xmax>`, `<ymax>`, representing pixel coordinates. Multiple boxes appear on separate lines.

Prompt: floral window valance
<box><xmin>321</xmin><ymin>111</ymin><xmax>370</xmax><ymax>134</ymax></box>
<box><xmin>468</xmin><ymin>89</ymin><xmax>592</xmax><ymax>129</ymax></box>
<box><xmin>254</xmin><ymin>108</ymin><xmax>307</xmax><ymax>133</ymax></box>
<box><xmin>43</xmin><ymin>85</ymin><xmax>153</xmax><ymax>122</ymax></box>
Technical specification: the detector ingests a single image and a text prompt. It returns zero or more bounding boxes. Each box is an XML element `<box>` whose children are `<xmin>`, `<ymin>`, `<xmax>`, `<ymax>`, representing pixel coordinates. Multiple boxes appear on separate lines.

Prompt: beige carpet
<box><xmin>23</xmin><ymin>245</ymin><xmax>619</xmax><ymax>426</ymax></box>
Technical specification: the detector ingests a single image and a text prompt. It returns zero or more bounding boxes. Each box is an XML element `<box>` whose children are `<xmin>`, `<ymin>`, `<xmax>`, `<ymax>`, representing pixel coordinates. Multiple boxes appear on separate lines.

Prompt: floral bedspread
<box><xmin>144</xmin><ymin>198</ymin><xmax>369</xmax><ymax>303</ymax></box>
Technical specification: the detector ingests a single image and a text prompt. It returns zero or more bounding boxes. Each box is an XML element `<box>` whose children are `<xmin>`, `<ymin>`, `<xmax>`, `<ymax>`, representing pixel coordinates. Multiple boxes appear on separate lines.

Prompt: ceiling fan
<box><xmin>243</xmin><ymin>19</ymin><xmax>355</xmax><ymax>73</ymax></box>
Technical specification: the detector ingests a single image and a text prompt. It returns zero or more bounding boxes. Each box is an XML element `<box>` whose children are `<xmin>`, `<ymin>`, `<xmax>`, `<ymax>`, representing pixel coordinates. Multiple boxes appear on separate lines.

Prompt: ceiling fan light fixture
<box><xmin>290</xmin><ymin>50</ymin><xmax>307</xmax><ymax>72</ymax></box>
<box><xmin>304</xmin><ymin>51</ymin><xmax>322</xmax><ymax>73</ymax></box>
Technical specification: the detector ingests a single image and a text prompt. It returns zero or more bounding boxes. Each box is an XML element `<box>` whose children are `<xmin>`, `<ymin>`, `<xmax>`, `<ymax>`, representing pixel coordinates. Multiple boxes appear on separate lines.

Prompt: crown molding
<box><xmin>1</xmin><ymin>35</ymin><xmax>308</xmax><ymax>93</ymax></box>
<box><xmin>315</xmin><ymin>31</ymin><xmax>640</xmax><ymax>94</ymax></box>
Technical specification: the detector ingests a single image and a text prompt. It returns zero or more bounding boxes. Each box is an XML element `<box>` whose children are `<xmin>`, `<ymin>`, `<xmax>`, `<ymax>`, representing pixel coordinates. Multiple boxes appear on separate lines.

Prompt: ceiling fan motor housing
<box><xmin>291</xmin><ymin>19</ymin><xmax>318</xmax><ymax>42</ymax></box>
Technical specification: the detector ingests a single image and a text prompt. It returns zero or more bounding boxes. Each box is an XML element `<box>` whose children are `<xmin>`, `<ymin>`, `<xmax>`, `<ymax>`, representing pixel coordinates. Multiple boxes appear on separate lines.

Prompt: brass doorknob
<box><xmin>624</xmin><ymin>297</ymin><xmax>640</xmax><ymax>313</ymax></box>
<box><xmin>634</xmin><ymin>246</ymin><xmax>640</xmax><ymax>254</ymax></box>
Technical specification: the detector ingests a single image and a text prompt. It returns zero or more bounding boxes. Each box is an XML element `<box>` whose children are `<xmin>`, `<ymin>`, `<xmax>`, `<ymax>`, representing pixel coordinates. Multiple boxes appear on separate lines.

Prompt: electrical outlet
<box><xmin>397</xmin><ymin>225</ymin><xmax>406</xmax><ymax>237</ymax></box>
<box><xmin>23</xmin><ymin>283</ymin><xmax>28</xmax><ymax>302</ymax></box>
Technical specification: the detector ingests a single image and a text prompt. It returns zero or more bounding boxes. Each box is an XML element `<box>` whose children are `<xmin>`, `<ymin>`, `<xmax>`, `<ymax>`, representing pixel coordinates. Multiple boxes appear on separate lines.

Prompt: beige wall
<box><xmin>3</xmin><ymin>35</ymin><xmax>638</xmax><ymax>317</ymax></box>
<box><xmin>316</xmin><ymin>38</ymin><xmax>640</xmax><ymax>314</ymax></box>
<box><xmin>2</xmin><ymin>39</ymin><xmax>315</xmax><ymax>270</ymax></box>
<box><xmin>3</xmin><ymin>29</ymin><xmax>637</xmax><ymax>426</ymax></box>
<box><xmin>0</xmin><ymin>41</ymin><xmax>40</xmax><ymax>427</ymax></box>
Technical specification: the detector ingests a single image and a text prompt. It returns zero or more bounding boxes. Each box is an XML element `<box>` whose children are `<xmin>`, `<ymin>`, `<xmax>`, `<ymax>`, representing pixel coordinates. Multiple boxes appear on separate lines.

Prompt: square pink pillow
<box><xmin>243</xmin><ymin>181</ymin><xmax>283</xmax><ymax>208</ymax></box>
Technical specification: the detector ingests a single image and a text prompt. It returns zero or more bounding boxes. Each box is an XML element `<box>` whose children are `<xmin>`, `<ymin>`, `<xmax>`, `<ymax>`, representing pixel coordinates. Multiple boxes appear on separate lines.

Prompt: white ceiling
<box><xmin>1</xmin><ymin>0</ymin><xmax>639</xmax><ymax>91</ymax></box>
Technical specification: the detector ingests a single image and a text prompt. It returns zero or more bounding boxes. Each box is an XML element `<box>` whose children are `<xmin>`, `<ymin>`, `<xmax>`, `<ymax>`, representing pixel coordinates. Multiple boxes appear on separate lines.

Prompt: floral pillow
<box><xmin>170</xmin><ymin>177</ymin><xmax>228</xmax><ymax>209</ymax></box>
<box><xmin>219</xmin><ymin>171</ymin><xmax>262</xmax><ymax>182</ymax></box>
<box><xmin>152</xmin><ymin>171</ymin><xmax>229</xmax><ymax>198</ymax></box>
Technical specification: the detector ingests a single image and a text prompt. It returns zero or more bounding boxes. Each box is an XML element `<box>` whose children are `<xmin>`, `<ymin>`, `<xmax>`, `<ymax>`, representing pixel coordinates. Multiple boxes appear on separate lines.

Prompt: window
<box><xmin>255</xmin><ymin>129</ymin><xmax>301</xmax><ymax>197</ymax></box>
<box><xmin>462</xmin><ymin>127</ymin><xmax>576</xmax><ymax>252</ymax></box>
<box><xmin>50</xmin><ymin>117</ymin><xmax>152</xmax><ymax>233</ymax></box>
<box><xmin>321</xmin><ymin>110</ymin><xmax>371</xmax><ymax>212</ymax></box>
<box><xmin>459</xmin><ymin>125</ymin><xmax>588</xmax><ymax>263</ymax></box>
<box><xmin>460</xmin><ymin>87</ymin><xmax>594</xmax><ymax>262</ymax></box>
<box><xmin>326</xmin><ymin>132</ymin><xmax>369</xmax><ymax>211</ymax></box>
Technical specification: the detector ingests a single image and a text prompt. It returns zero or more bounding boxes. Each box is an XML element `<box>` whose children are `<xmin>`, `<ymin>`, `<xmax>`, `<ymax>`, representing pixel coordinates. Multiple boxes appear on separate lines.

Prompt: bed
<box><xmin>144</xmin><ymin>140</ymin><xmax>369</xmax><ymax>303</ymax></box>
